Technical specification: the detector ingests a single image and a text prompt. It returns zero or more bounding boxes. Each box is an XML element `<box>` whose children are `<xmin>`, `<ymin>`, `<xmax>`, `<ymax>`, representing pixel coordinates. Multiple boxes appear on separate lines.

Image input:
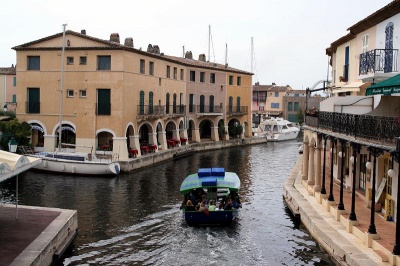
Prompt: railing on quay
<box><xmin>305</xmin><ymin>111</ymin><xmax>400</xmax><ymax>144</ymax></box>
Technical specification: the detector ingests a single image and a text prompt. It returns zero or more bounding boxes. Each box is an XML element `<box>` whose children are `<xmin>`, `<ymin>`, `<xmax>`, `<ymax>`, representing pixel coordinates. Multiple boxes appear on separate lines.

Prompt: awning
<box><xmin>366</xmin><ymin>73</ymin><xmax>400</xmax><ymax>95</ymax></box>
<box><xmin>332</xmin><ymin>81</ymin><xmax>370</xmax><ymax>94</ymax></box>
<box><xmin>0</xmin><ymin>151</ymin><xmax>41</xmax><ymax>182</ymax></box>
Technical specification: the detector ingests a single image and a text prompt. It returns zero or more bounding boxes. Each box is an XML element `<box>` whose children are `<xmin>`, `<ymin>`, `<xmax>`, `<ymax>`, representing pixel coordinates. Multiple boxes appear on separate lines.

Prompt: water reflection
<box><xmin>0</xmin><ymin>136</ymin><xmax>333</xmax><ymax>265</ymax></box>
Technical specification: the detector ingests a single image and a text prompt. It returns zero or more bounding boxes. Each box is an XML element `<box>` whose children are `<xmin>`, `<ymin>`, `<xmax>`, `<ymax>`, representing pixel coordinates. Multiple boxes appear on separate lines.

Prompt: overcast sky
<box><xmin>0</xmin><ymin>0</ymin><xmax>392</xmax><ymax>89</ymax></box>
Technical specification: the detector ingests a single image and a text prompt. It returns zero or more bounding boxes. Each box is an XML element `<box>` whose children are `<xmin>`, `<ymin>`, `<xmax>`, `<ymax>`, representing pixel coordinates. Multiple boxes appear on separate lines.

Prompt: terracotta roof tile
<box><xmin>0</xmin><ymin>66</ymin><xmax>16</xmax><ymax>75</ymax></box>
<box><xmin>13</xmin><ymin>30</ymin><xmax>252</xmax><ymax>75</ymax></box>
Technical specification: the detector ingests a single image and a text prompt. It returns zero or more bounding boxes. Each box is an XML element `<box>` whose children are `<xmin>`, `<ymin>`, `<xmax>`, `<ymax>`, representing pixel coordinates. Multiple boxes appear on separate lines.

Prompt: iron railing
<box><xmin>136</xmin><ymin>105</ymin><xmax>186</xmax><ymax>116</ymax></box>
<box><xmin>359</xmin><ymin>49</ymin><xmax>399</xmax><ymax>75</ymax></box>
<box><xmin>305</xmin><ymin>111</ymin><xmax>400</xmax><ymax>144</ymax></box>
<box><xmin>226</xmin><ymin>106</ymin><xmax>248</xmax><ymax>115</ymax></box>
<box><xmin>196</xmin><ymin>105</ymin><xmax>223</xmax><ymax>113</ymax></box>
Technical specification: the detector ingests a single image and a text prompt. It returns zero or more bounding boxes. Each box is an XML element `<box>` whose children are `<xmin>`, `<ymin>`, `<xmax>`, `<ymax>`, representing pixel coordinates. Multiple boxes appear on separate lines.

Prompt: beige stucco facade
<box><xmin>13</xmin><ymin>30</ymin><xmax>252</xmax><ymax>160</ymax></box>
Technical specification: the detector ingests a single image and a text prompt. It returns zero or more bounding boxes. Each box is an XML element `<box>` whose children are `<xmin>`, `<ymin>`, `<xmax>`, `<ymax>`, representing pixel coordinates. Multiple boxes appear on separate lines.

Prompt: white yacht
<box><xmin>253</xmin><ymin>117</ymin><xmax>300</xmax><ymax>141</ymax></box>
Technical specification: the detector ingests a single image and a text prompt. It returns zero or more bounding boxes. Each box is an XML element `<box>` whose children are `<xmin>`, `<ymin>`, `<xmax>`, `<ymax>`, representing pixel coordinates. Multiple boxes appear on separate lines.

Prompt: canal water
<box><xmin>0</xmin><ymin>137</ymin><xmax>335</xmax><ymax>265</ymax></box>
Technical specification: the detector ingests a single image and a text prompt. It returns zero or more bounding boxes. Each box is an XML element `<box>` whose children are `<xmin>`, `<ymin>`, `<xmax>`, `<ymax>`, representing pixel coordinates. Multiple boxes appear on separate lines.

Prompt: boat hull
<box><xmin>32</xmin><ymin>157</ymin><xmax>120</xmax><ymax>176</ymax></box>
<box><xmin>266</xmin><ymin>129</ymin><xmax>300</xmax><ymax>141</ymax></box>
<box><xmin>184</xmin><ymin>210</ymin><xmax>238</xmax><ymax>226</ymax></box>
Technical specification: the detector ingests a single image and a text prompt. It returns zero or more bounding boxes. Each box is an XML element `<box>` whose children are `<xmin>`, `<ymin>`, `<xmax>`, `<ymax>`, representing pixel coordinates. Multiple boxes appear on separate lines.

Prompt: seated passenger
<box><xmin>208</xmin><ymin>200</ymin><xmax>216</xmax><ymax>211</ymax></box>
<box><xmin>199</xmin><ymin>199</ymin><xmax>207</xmax><ymax>212</ymax></box>
<box><xmin>224</xmin><ymin>198</ymin><xmax>233</xmax><ymax>210</ymax></box>
<box><xmin>185</xmin><ymin>200</ymin><xmax>196</xmax><ymax>211</ymax></box>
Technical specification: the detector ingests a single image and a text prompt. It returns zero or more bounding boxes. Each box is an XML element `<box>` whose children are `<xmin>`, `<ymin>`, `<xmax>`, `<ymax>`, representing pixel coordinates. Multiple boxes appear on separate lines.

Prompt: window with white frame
<box><xmin>79</xmin><ymin>90</ymin><xmax>87</xmax><ymax>98</ymax></box>
<box><xmin>67</xmin><ymin>57</ymin><xmax>74</xmax><ymax>65</ymax></box>
<box><xmin>67</xmin><ymin>89</ymin><xmax>74</xmax><ymax>97</ymax></box>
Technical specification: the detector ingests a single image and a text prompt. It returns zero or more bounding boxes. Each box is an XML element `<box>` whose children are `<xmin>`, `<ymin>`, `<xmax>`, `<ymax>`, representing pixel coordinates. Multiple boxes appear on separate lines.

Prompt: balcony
<box><xmin>137</xmin><ymin>105</ymin><xmax>165</xmax><ymax>118</ymax></box>
<box><xmin>194</xmin><ymin>105</ymin><xmax>223</xmax><ymax>115</ymax></box>
<box><xmin>136</xmin><ymin>105</ymin><xmax>186</xmax><ymax>118</ymax></box>
<box><xmin>226</xmin><ymin>106</ymin><xmax>248</xmax><ymax>116</ymax></box>
<box><xmin>359</xmin><ymin>49</ymin><xmax>398</xmax><ymax>76</ymax></box>
<box><xmin>305</xmin><ymin>111</ymin><xmax>400</xmax><ymax>145</ymax></box>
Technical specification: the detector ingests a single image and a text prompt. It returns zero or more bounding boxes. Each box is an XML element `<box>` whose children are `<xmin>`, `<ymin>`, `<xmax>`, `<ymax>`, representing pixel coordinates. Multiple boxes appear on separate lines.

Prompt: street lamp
<box><xmin>8</xmin><ymin>138</ymin><xmax>17</xmax><ymax>153</ymax></box>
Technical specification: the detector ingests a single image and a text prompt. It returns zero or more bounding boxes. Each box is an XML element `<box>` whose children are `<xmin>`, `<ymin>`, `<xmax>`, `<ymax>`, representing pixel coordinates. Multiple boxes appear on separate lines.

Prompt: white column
<box><xmin>302</xmin><ymin>141</ymin><xmax>309</xmax><ymax>180</ymax></box>
<box><xmin>112</xmin><ymin>137</ymin><xmax>128</xmax><ymax>160</ymax></box>
<box><xmin>308</xmin><ymin>144</ymin><xmax>315</xmax><ymax>185</ymax></box>
<box><xmin>193</xmin><ymin>128</ymin><xmax>201</xmax><ymax>143</ymax></box>
<box><xmin>158</xmin><ymin>131</ymin><xmax>167</xmax><ymax>151</ymax></box>
<box><xmin>134</xmin><ymin>135</ymin><xmax>141</xmax><ymax>158</ymax></box>
<box><xmin>211</xmin><ymin>126</ymin><xmax>219</xmax><ymax>141</ymax></box>
<box><xmin>224</xmin><ymin>125</ymin><xmax>230</xmax><ymax>140</ymax></box>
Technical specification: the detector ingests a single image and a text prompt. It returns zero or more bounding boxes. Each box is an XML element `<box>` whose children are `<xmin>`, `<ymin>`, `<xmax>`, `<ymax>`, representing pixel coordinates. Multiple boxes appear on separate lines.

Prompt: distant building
<box><xmin>0</xmin><ymin>65</ymin><xmax>17</xmax><ymax>111</ymax></box>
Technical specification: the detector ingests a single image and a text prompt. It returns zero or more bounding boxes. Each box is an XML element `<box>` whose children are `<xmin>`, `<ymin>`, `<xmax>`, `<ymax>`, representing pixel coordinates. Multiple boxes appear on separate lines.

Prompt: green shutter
<box><xmin>140</xmin><ymin>91</ymin><xmax>145</xmax><ymax>115</ymax></box>
<box><xmin>97</xmin><ymin>89</ymin><xmax>111</xmax><ymax>115</ymax></box>
<box><xmin>149</xmin><ymin>91</ymin><xmax>154</xmax><ymax>114</ymax></box>
<box><xmin>28</xmin><ymin>88</ymin><xmax>40</xmax><ymax>113</ymax></box>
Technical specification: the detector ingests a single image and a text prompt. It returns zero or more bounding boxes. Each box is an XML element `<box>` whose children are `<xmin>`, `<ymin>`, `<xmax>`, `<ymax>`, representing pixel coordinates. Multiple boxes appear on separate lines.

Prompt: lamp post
<box><xmin>8</xmin><ymin>138</ymin><xmax>18</xmax><ymax>153</ymax></box>
<box><xmin>328</xmin><ymin>137</ymin><xmax>335</xmax><ymax>201</ymax></box>
<box><xmin>349</xmin><ymin>143</ymin><xmax>359</xmax><ymax>221</ymax></box>
<box><xmin>338</xmin><ymin>142</ymin><xmax>345</xmax><ymax>210</ymax></box>
<box><xmin>367</xmin><ymin>146</ymin><xmax>383</xmax><ymax>234</ymax></box>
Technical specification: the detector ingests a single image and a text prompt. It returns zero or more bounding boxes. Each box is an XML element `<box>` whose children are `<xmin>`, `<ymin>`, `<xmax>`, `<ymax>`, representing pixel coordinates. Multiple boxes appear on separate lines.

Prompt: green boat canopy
<box><xmin>366</xmin><ymin>73</ymin><xmax>400</xmax><ymax>96</ymax></box>
<box><xmin>180</xmin><ymin>168</ymin><xmax>240</xmax><ymax>195</ymax></box>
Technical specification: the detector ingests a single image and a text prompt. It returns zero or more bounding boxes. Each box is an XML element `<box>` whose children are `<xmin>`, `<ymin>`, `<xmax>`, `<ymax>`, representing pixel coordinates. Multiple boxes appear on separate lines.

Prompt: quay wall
<box><xmin>283</xmin><ymin>157</ymin><xmax>379</xmax><ymax>266</ymax></box>
<box><xmin>119</xmin><ymin>137</ymin><xmax>268</xmax><ymax>173</ymax></box>
<box><xmin>10</xmin><ymin>206</ymin><xmax>78</xmax><ymax>266</ymax></box>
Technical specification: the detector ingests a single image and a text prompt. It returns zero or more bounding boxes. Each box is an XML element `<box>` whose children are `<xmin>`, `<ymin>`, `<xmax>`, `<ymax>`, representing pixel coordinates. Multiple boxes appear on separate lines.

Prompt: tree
<box><xmin>0</xmin><ymin>119</ymin><xmax>32</xmax><ymax>152</ymax></box>
<box><xmin>229</xmin><ymin>123</ymin><xmax>243</xmax><ymax>138</ymax></box>
<box><xmin>297</xmin><ymin>109</ymin><xmax>304</xmax><ymax>124</ymax></box>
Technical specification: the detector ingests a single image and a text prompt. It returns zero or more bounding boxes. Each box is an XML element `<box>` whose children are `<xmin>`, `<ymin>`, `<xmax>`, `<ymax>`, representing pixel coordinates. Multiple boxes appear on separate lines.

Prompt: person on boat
<box><xmin>219</xmin><ymin>196</ymin><xmax>227</xmax><ymax>210</ymax></box>
<box><xmin>224</xmin><ymin>198</ymin><xmax>233</xmax><ymax>210</ymax></box>
<box><xmin>208</xmin><ymin>200</ymin><xmax>216</xmax><ymax>211</ymax></box>
<box><xmin>199</xmin><ymin>199</ymin><xmax>207</xmax><ymax>212</ymax></box>
<box><xmin>185</xmin><ymin>200</ymin><xmax>196</xmax><ymax>211</ymax></box>
<box><xmin>231</xmin><ymin>193</ymin><xmax>242</xmax><ymax>209</ymax></box>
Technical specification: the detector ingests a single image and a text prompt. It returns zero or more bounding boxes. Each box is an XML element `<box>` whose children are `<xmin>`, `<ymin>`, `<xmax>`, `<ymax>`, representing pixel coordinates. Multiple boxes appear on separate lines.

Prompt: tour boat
<box><xmin>253</xmin><ymin>117</ymin><xmax>300</xmax><ymax>141</ymax></box>
<box><xmin>180</xmin><ymin>167</ymin><xmax>241</xmax><ymax>226</ymax></box>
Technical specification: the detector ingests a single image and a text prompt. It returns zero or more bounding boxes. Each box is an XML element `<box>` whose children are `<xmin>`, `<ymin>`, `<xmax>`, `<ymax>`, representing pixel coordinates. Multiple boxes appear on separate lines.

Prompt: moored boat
<box><xmin>180</xmin><ymin>167</ymin><xmax>241</xmax><ymax>226</ymax></box>
<box><xmin>253</xmin><ymin>117</ymin><xmax>300</xmax><ymax>141</ymax></box>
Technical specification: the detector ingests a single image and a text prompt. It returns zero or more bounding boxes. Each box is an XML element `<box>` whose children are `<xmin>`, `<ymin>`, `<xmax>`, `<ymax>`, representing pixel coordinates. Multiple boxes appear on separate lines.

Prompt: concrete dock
<box><xmin>283</xmin><ymin>157</ymin><xmax>398</xmax><ymax>266</ymax></box>
<box><xmin>0</xmin><ymin>204</ymin><xmax>77</xmax><ymax>266</ymax></box>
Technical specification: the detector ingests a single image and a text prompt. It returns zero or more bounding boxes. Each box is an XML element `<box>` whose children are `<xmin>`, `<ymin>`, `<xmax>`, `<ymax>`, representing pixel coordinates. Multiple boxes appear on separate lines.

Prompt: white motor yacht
<box><xmin>253</xmin><ymin>117</ymin><xmax>300</xmax><ymax>141</ymax></box>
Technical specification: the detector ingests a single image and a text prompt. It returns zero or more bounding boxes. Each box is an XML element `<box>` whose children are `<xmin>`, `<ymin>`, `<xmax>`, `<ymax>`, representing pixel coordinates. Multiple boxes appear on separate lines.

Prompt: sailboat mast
<box><xmin>58</xmin><ymin>24</ymin><xmax>67</xmax><ymax>151</ymax></box>
<box><xmin>208</xmin><ymin>25</ymin><xmax>211</xmax><ymax>62</ymax></box>
<box><xmin>251</xmin><ymin>37</ymin><xmax>254</xmax><ymax>73</ymax></box>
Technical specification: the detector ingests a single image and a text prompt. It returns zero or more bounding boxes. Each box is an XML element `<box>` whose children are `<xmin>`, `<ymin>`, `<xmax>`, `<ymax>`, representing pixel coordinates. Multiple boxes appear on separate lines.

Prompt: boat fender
<box><xmin>61</xmin><ymin>164</ymin><xmax>65</xmax><ymax>171</ymax></box>
<box><xmin>43</xmin><ymin>160</ymin><xmax>47</xmax><ymax>168</ymax></box>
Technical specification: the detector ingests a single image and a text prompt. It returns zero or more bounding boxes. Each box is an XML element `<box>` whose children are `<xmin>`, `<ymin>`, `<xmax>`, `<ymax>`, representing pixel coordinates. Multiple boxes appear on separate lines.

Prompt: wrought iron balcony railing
<box><xmin>136</xmin><ymin>105</ymin><xmax>186</xmax><ymax>117</ymax></box>
<box><xmin>137</xmin><ymin>105</ymin><xmax>165</xmax><ymax>116</ymax></box>
<box><xmin>226</xmin><ymin>106</ymin><xmax>248</xmax><ymax>115</ymax></box>
<box><xmin>305</xmin><ymin>111</ymin><xmax>400</xmax><ymax>144</ymax></box>
<box><xmin>359</xmin><ymin>49</ymin><xmax>399</xmax><ymax>75</ymax></box>
<box><xmin>196</xmin><ymin>105</ymin><xmax>223</xmax><ymax>114</ymax></box>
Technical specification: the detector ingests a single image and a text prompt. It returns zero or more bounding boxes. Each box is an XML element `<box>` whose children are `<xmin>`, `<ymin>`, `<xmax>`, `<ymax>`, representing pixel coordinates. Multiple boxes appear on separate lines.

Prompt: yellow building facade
<box><xmin>13</xmin><ymin>30</ymin><xmax>252</xmax><ymax>160</ymax></box>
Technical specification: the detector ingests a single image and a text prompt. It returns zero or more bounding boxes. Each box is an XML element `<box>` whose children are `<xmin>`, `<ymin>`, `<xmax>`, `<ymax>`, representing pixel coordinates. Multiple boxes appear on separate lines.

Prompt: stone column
<box><xmin>112</xmin><ymin>137</ymin><xmax>128</xmax><ymax>160</ymax></box>
<box><xmin>129</xmin><ymin>136</ymin><xmax>135</xmax><ymax>149</ymax></box>
<box><xmin>211</xmin><ymin>126</ymin><xmax>219</xmax><ymax>141</ymax></box>
<box><xmin>133</xmin><ymin>135</ymin><xmax>141</xmax><ymax>157</ymax></box>
<box><xmin>308</xmin><ymin>143</ymin><xmax>315</xmax><ymax>185</ymax></box>
<box><xmin>172</xmin><ymin>130</ymin><xmax>181</xmax><ymax>147</ymax></box>
<box><xmin>302</xmin><ymin>141</ymin><xmax>309</xmax><ymax>180</ymax></box>
<box><xmin>43</xmin><ymin>135</ymin><xmax>57</xmax><ymax>152</ymax></box>
<box><xmin>193</xmin><ymin>128</ymin><xmax>201</xmax><ymax>143</ymax></box>
<box><xmin>224</xmin><ymin>126</ymin><xmax>230</xmax><ymax>140</ymax></box>
<box><xmin>148</xmin><ymin>133</ymin><xmax>158</xmax><ymax>152</ymax></box>
<box><xmin>158</xmin><ymin>131</ymin><xmax>167</xmax><ymax>151</ymax></box>
<box><xmin>314</xmin><ymin>144</ymin><xmax>322</xmax><ymax>192</ymax></box>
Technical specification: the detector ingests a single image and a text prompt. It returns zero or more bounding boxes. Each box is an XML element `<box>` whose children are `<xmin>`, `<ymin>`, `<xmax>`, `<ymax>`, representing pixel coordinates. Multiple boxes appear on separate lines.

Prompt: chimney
<box><xmin>147</xmin><ymin>44</ymin><xmax>153</xmax><ymax>52</ymax></box>
<box><xmin>255</xmin><ymin>82</ymin><xmax>259</xmax><ymax>86</ymax></box>
<box><xmin>198</xmin><ymin>54</ymin><xmax>206</xmax><ymax>62</ymax></box>
<box><xmin>81</xmin><ymin>29</ymin><xmax>86</xmax><ymax>35</ymax></box>
<box><xmin>110</xmin><ymin>33</ymin><xmax>120</xmax><ymax>43</ymax></box>
<box><xmin>272</xmin><ymin>82</ymin><xmax>276</xmax><ymax>85</ymax></box>
<box><xmin>185</xmin><ymin>51</ymin><xmax>193</xmax><ymax>59</ymax></box>
<box><xmin>124</xmin><ymin>37</ymin><xmax>134</xmax><ymax>47</ymax></box>
<box><xmin>153</xmin><ymin>45</ymin><xmax>160</xmax><ymax>54</ymax></box>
